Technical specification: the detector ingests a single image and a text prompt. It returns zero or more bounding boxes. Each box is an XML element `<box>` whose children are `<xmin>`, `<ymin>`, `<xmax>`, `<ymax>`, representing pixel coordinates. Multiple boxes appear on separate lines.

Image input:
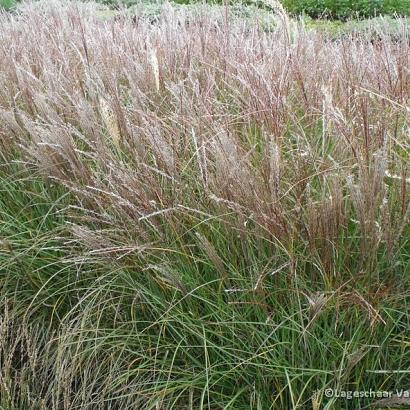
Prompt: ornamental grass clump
<box><xmin>0</xmin><ymin>2</ymin><xmax>409</xmax><ymax>409</ymax></box>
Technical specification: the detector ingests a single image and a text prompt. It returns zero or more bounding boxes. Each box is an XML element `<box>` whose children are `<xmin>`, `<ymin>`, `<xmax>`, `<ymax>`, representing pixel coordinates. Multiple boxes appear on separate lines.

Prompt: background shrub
<box><xmin>0</xmin><ymin>0</ymin><xmax>15</xmax><ymax>10</ymax></box>
<box><xmin>281</xmin><ymin>0</ymin><xmax>410</xmax><ymax>19</ymax></box>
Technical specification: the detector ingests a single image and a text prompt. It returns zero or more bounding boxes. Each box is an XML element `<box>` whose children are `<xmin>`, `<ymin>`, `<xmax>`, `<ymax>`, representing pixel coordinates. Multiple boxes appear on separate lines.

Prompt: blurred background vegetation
<box><xmin>1</xmin><ymin>0</ymin><xmax>410</xmax><ymax>19</ymax></box>
<box><xmin>282</xmin><ymin>0</ymin><xmax>410</xmax><ymax>19</ymax></box>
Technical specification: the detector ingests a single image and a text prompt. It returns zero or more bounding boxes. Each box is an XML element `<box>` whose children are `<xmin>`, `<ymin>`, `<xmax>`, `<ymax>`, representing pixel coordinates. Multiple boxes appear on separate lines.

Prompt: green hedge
<box><xmin>281</xmin><ymin>0</ymin><xmax>410</xmax><ymax>19</ymax></box>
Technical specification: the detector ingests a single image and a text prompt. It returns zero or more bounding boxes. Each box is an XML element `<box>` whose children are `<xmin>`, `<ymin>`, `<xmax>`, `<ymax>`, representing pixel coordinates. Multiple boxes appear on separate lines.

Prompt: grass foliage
<box><xmin>0</xmin><ymin>1</ymin><xmax>409</xmax><ymax>409</ymax></box>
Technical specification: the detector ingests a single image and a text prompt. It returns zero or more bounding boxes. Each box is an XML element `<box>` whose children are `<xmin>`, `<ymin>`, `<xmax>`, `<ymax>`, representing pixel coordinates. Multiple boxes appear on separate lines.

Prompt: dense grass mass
<box><xmin>0</xmin><ymin>1</ymin><xmax>409</xmax><ymax>409</ymax></box>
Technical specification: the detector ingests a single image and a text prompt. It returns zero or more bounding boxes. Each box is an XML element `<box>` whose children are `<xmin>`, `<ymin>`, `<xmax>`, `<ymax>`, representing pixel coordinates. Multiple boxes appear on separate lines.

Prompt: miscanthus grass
<box><xmin>0</xmin><ymin>1</ymin><xmax>409</xmax><ymax>409</ymax></box>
